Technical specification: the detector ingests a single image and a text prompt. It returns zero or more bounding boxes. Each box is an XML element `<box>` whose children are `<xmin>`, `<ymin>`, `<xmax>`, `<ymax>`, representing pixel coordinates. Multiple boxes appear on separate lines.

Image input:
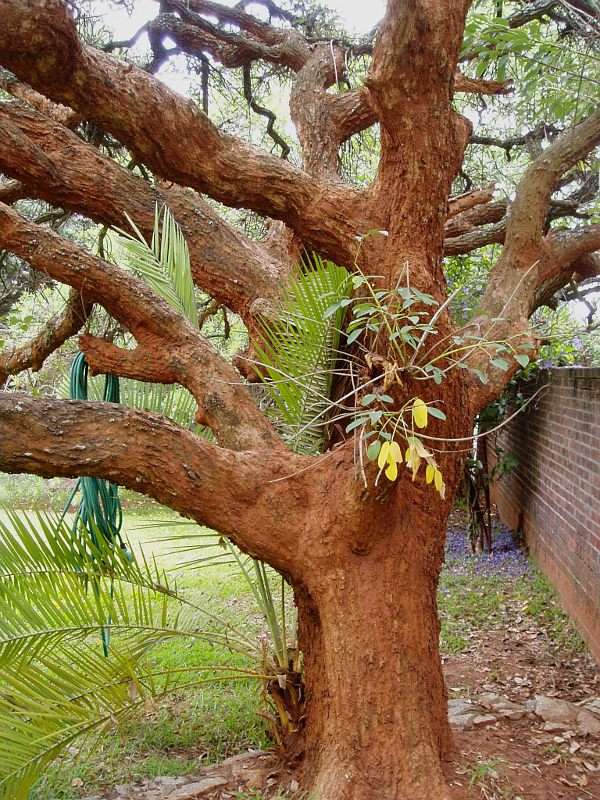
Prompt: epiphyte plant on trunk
<box><xmin>0</xmin><ymin>0</ymin><xmax>598</xmax><ymax>797</ymax></box>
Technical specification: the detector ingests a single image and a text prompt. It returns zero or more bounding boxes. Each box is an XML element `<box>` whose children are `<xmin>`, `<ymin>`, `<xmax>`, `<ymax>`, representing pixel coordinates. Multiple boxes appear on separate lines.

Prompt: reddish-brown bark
<box><xmin>0</xmin><ymin>1</ymin><xmax>598</xmax><ymax>798</ymax></box>
<box><xmin>295</xmin><ymin>484</ymin><xmax>461</xmax><ymax>800</ymax></box>
<box><xmin>0</xmin><ymin>102</ymin><xmax>288</xmax><ymax>320</ymax></box>
<box><xmin>0</xmin><ymin>202</ymin><xmax>279</xmax><ymax>450</ymax></box>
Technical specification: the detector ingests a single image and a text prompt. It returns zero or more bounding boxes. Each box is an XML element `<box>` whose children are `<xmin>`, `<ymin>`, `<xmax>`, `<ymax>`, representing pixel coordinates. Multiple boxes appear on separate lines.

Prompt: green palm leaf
<box><xmin>254</xmin><ymin>254</ymin><xmax>350</xmax><ymax>454</ymax></box>
<box><xmin>0</xmin><ymin>506</ymin><xmax>254</xmax><ymax>665</ymax></box>
<box><xmin>0</xmin><ymin>507</ymin><xmax>262</xmax><ymax>798</ymax></box>
<box><xmin>108</xmin><ymin>203</ymin><xmax>201</xmax><ymax>426</ymax></box>
<box><xmin>0</xmin><ymin>640</ymin><xmax>256</xmax><ymax>800</ymax></box>
<box><xmin>115</xmin><ymin>204</ymin><xmax>199</xmax><ymax>326</ymax></box>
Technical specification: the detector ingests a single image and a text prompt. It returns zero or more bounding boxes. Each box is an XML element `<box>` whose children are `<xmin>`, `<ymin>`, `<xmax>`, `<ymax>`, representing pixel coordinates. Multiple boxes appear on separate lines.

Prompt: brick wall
<box><xmin>489</xmin><ymin>367</ymin><xmax>600</xmax><ymax>665</ymax></box>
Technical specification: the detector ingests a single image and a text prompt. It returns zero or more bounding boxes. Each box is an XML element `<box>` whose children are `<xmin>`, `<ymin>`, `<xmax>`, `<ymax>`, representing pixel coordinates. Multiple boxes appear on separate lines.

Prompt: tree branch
<box><xmin>443</xmin><ymin>169</ymin><xmax>599</xmax><ymax>255</ymax></box>
<box><xmin>324</xmin><ymin>71</ymin><xmax>511</xmax><ymax>148</ymax></box>
<box><xmin>0</xmin><ymin>202</ymin><xmax>280</xmax><ymax>450</ymax></box>
<box><xmin>0</xmin><ymin>289</ymin><xmax>92</xmax><ymax>386</ymax></box>
<box><xmin>506</xmin><ymin>109</ymin><xmax>600</xmax><ymax>260</ymax></box>
<box><xmin>533</xmin><ymin>252</ymin><xmax>600</xmax><ymax>311</ymax></box>
<box><xmin>0</xmin><ymin>68</ymin><xmax>80</xmax><ymax>127</ymax></box>
<box><xmin>547</xmin><ymin>223</ymin><xmax>600</xmax><ymax>267</ymax></box>
<box><xmin>0</xmin><ymin>0</ymin><xmax>366</xmax><ymax>261</ymax></box>
<box><xmin>453</xmin><ymin>72</ymin><xmax>512</xmax><ymax>96</ymax></box>
<box><xmin>0</xmin><ymin>100</ymin><xmax>287</xmax><ymax>319</ymax></box>
<box><xmin>144</xmin><ymin>7</ymin><xmax>309</xmax><ymax>71</ymax></box>
<box><xmin>289</xmin><ymin>43</ymin><xmax>348</xmax><ymax>178</ymax></box>
<box><xmin>0</xmin><ymin>393</ymin><xmax>307</xmax><ymax>577</ymax></box>
<box><xmin>469</xmin><ymin>122</ymin><xmax>562</xmax><ymax>156</ymax></box>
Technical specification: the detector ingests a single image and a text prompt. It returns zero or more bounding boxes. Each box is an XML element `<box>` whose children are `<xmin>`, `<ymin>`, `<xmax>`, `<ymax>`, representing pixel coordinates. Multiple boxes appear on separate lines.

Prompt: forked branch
<box><xmin>0</xmin><ymin>202</ymin><xmax>280</xmax><ymax>450</ymax></box>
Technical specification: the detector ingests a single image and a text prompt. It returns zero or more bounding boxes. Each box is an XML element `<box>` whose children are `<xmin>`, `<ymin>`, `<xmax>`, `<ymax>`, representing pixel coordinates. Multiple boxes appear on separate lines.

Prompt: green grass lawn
<box><xmin>0</xmin><ymin>507</ymin><xmax>582</xmax><ymax>800</ymax></box>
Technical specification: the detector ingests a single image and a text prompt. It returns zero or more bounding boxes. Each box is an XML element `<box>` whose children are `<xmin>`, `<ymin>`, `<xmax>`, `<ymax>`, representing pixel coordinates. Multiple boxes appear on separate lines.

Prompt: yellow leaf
<box><xmin>426</xmin><ymin>464</ymin><xmax>435</xmax><ymax>484</ymax></box>
<box><xmin>385</xmin><ymin>459</ymin><xmax>398</xmax><ymax>481</ymax></box>
<box><xmin>389</xmin><ymin>441</ymin><xmax>403</xmax><ymax>463</ymax></box>
<box><xmin>412</xmin><ymin>398</ymin><xmax>428</xmax><ymax>429</ymax></box>
<box><xmin>434</xmin><ymin>468</ymin><xmax>443</xmax><ymax>492</ymax></box>
<box><xmin>378</xmin><ymin>441</ymin><xmax>390</xmax><ymax>470</ymax></box>
<box><xmin>405</xmin><ymin>446</ymin><xmax>412</xmax><ymax>464</ymax></box>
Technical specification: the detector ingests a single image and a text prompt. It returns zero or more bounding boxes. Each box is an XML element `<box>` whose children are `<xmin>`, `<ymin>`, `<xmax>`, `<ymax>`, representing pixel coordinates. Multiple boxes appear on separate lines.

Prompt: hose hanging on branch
<box><xmin>66</xmin><ymin>352</ymin><xmax>124</xmax><ymax>549</ymax></box>
<box><xmin>62</xmin><ymin>351</ymin><xmax>126</xmax><ymax>656</ymax></box>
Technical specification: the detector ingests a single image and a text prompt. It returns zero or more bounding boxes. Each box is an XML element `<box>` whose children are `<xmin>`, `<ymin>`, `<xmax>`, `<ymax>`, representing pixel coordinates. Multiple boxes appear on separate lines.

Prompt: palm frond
<box><xmin>117</xmin><ymin>379</ymin><xmax>197</xmax><ymax>428</ymax></box>
<box><xmin>138</xmin><ymin>517</ymin><xmax>293</xmax><ymax>670</ymax></box>
<box><xmin>57</xmin><ymin>360</ymin><xmax>198</xmax><ymax>430</ymax></box>
<box><xmin>254</xmin><ymin>254</ymin><xmax>350</xmax><ymax>455</ymax></box>
<box><xmin>0</xmin><ymin>507</ymin><xmax>264</xmax><ymax>797</ymax></box>
<box><xmin>0</xmin><ymin>507</ymin><xmax>255</xmax><ymax>667</ymax></box>
<box><xmin>115</xmin><ymin>205</ymin><xmax>199</xmax><ymax>326</ymax></box>
<box><xmin>0</xmin><ymin>640</ymin><xmax>258</xmax><ymax>800</ymax></box>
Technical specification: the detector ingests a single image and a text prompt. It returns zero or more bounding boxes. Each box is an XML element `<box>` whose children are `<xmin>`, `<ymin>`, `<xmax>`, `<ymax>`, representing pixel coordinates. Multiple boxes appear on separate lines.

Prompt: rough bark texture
<box><xmin>297</xmin><ymin>508</ymin><xmax>454</xmax><ymax>800</ymax></box>
<box><xmin>0</xmin><ymin>1</ymin><xmax>598</xmax><ymax>798</ymax></box>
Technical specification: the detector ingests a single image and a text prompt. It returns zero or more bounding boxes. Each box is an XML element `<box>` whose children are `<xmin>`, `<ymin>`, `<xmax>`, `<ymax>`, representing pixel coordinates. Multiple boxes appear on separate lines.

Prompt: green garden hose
<box><xmin>67</xmin><ymin>352</ymin><xmax>124</xmax><ymax>550</ymax></box>
<box><xmin>63</xmin><ymin>352</ymin><xmax>126</xmax><ymax>656</ymax></box>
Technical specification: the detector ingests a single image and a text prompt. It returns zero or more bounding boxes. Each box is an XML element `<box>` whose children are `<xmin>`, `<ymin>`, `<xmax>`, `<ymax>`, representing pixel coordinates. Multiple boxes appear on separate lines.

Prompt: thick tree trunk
<box><xmin>295</xmin><ymin>506</ymin><xmax>453</xmax><ymax>800</ymax></box>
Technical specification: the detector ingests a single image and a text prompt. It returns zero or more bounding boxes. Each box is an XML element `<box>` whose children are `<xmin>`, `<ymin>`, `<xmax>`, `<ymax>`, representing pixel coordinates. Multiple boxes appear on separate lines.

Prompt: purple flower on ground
<box><xmin>444</xmin><ymin>522</ymin><xmax>530</xmax><ymax>578</ymax></box>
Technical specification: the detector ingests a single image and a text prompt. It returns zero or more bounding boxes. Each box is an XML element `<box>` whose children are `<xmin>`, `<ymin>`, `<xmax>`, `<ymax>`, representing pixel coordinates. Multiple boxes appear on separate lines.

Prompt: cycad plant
<box><xmin>254</xmin><ymin>253</ymin><xmax>350</xmax><ymax>455</ymax></box>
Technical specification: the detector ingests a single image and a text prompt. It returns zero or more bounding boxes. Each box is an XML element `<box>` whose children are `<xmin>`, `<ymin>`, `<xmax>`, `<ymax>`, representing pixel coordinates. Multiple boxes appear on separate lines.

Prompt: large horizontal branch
<box><xmin>0</xmin><ymin>202</ymin><xmax>280</xmax><ymax>450</ymax></box>
<box><xmin>0</xmin><ymin>290</ymin><xmax>92</xmax><ymax>386</ymax></box>
<box><xmin>329</xmin><ymin>72</ymin><xmax>511</xmax><ymax>146</ymax></box>
<box><xmin>443</xmin><ymin>167</ymin><xmax>599</xmax><ymax>255</ymax></box>
<box><xmin>466</xmin><ymin>243</ymin><xmax>600</xmax><ymax>413</ymax></box>
<box><xmin>0</xmin><ymin>0</ymin><xmax>367</xmax><ymax>262</ymax></box>
<box><xmin>508</xmin><ymin>0</ymin><xmax>600</xmax><ymax>32</ymax></box>
<box><xmin>0</xmin><ymin>101</ymin><xmax>286</xmax><ymax>319</ymax></box>
<box><xmin>444</xmin><ymin>219</ymin><xmax>506</xmax><ymax>255</ymax></box>
<box><xmin>533</xmin><ymin>252</ymin><xmax>600</xmax><ymax>311</ymax></box>
<box><xmin>0</xmin><ymin>393</ymin><xmax>307</xmax><ymax>578</ymax></box>
<box><xmin>548</xmin><ymin>223</ymin><xmax>600</xmax><ymax>267</ymax></box>
<box><xmin>0</xmin><ymin>69</ymin><xmax>80</xmax><ymax>128</ymax></box>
